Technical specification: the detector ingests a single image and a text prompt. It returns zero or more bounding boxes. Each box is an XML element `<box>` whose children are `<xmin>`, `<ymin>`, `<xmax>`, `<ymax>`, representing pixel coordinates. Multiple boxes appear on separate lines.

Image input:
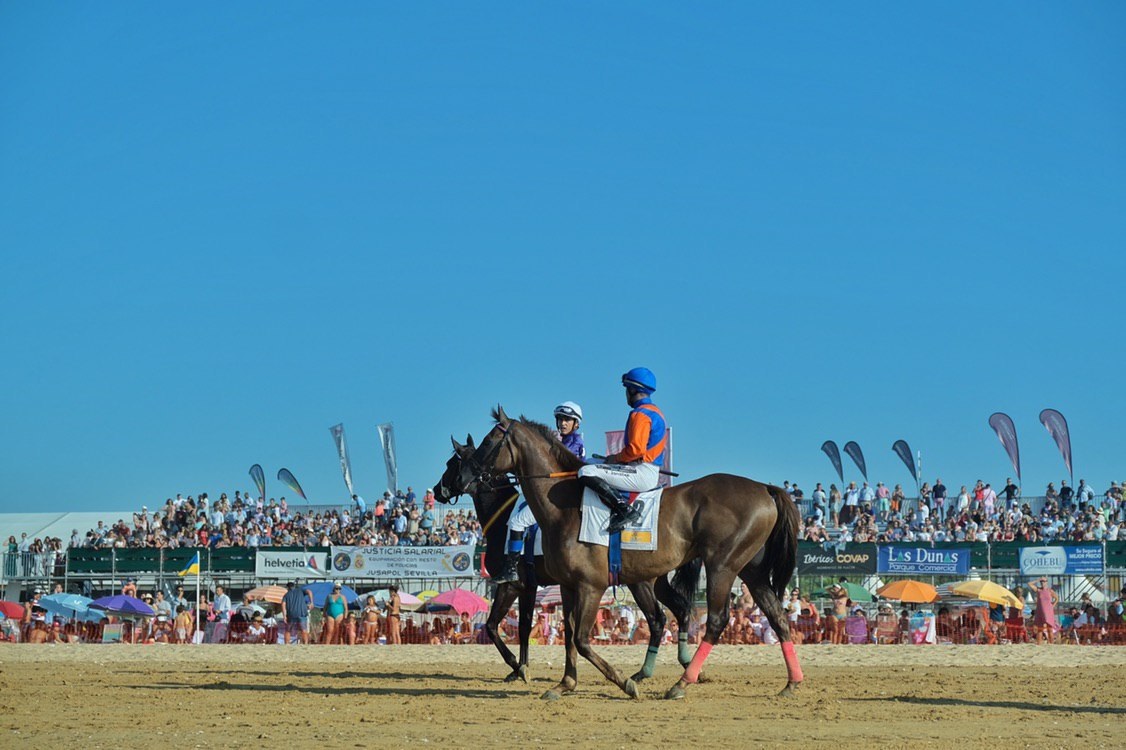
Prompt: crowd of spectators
<box><xmin>790</xmin><ymin>477</ymin><xmax>1124</xmax><ymax>545</ymax></box>
<box><xmin>4</xmin><ymin>485</ymin><xmax>483</xmax><ymax>579</ymax></box>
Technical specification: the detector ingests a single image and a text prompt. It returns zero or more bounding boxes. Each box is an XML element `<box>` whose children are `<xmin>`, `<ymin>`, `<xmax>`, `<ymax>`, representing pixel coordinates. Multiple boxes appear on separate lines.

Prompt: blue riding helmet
<box><xmin>621</xmin><ymin>367</ymin><xmax>657</xmax><ymax>394</ymax></box>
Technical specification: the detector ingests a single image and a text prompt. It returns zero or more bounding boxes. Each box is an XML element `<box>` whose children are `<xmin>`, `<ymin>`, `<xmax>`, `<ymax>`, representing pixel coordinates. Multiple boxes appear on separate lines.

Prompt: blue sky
<box><xmin>2</xmin><ymin>3</ymin><xmax>1124</xmax><ymax>513</ymax></box>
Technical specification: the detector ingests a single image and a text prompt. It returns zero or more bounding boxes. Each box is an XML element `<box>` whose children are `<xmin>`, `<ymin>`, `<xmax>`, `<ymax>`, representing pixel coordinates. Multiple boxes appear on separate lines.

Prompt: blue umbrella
<box><xmin>90</xmin><ymin>594</ymin><xmax>155</xmax><ymax>617</ymax></box>
<box><xmin>304</xmin><ymin>582</ymin><xmax>358</xmax><ymax>608</ymax></box>
<box><xmin>40</xmin><ymin>593</ymin><xmax>101</xmax><ymax>622</ymax></box>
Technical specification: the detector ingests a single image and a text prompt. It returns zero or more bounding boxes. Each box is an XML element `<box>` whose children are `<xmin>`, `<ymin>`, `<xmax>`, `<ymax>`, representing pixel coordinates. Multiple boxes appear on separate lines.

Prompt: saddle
<box><xmin>578</xmin><ymin>486</ymin><xmax>662</xmax><ymax>551</ymax></box>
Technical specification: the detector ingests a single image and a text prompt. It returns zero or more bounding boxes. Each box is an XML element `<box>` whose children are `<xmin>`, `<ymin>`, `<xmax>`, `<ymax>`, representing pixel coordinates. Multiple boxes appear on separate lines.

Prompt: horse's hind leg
<box><xmin>485</xmin><ymin>583</ymin><xmax>523</xmax><ymax>682</ymax></box>
<box><xmin>665</xmin><ymin>564</ymin><xmax>733</xmax><ymax>700</ymax></box>
<box><xmin>655</xmin><ymin>572</ymin><xmax>694</xmax><ymax>668</ymax></box>
<box><xmin>743</xmin><ymin>569</ymin><xmax>804</xmax><ymax>697</ymax></box>
<box><xmin>628</xmin><ymin>581</ymin><xmax>666</xmax><ymax>682</ymax></box>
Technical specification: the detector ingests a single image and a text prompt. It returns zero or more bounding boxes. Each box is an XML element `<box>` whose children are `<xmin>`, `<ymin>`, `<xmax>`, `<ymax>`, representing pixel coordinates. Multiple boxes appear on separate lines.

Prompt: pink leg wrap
<box><xmin>682</xmin><ymin>641</ymin><xmax>713</xmax><ymax>684</ymax></box>
<box><xmin>781</xmin><ymin>640</ymin><xmax>803</xmax><ymax>683</ymax></box>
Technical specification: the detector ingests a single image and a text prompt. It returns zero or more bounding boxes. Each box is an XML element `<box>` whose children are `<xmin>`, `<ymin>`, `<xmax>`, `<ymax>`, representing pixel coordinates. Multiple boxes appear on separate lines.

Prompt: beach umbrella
<box><xmin>425</xmin><ymin>588</ymin><xmax>490</xmax><ymax>616</ymax></box>
<box><xmin>39</xmin><ymin>593</ymin><xmax>96</xmax><ymax>620</ymax></box>
<box><xmin>244</xmin><ymin>585</ymin><xmax>288</xmax><ymax>604</ymax></box>
<box><xmin>414</xmin><ymin>589</ymin><xmax>441</xmax><ymax>602</ymax></box>
<box><xmin>535</xmin><ymin>586</ymin><xmax>616</xmax><ymax>608</ymax></box>
<box><xmin>90</xmin><ymin>594</ymin><xmax>155</xmax><ymax>617</ymax></box>
<box><xmin>812</xmin><ymin>582</ymin><xmax>874</xmax><ymax>602</ymax></box>
<box><xmin>359</xmin><ymin>590</ymin><xmax>424</xmax><ymax>609</ymax></box>
<box><xmin>0</xmin><ymin>601</ymin><xmax>26</xmax><ymax>620</ymax></box>
<box><xmin>942</xmin><ymin>580</ymin><xmax>1022</xmax><ymax>608</ymax></box>
<box><xmin>303</xmin><ymin>582</ymin><xmax>359</xmax><ymax>608</ymax></box>
<box><xmin>876</xmin><ymin>580</ymin><xmax>938</xmax><ymax>604</ymax></box>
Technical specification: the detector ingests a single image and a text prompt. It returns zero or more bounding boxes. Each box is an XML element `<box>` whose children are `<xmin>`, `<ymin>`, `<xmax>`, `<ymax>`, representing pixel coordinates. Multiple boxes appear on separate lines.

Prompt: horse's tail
<box><xmin>669</xmin><ymin>557</ymin><xmax>703</xmax><ymax>607</ymax></box>
<box><xmin>764</xmin><ymin>485</ymin><xmax>800</xmax><ymax>601</ymax></box>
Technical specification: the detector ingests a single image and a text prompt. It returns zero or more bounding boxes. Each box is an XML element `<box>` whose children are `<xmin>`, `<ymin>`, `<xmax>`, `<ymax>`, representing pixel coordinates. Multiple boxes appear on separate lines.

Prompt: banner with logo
<box><xmin>877</xmin><ymin>546</ymin><xmax>972</xmax><ymax>575</ymax></box>
<box><xmin>987</xmin><ymin>413</ymin><xmax>1021</xmax><ymax>482</ymax></box>
<box><xmin>891</xmin><ymin>440</ymin><xmax>918</xmax><ymax>484</ymax></box>
<box><xmin>843</xmin><ymin>441</ymin><xmax>868</xmax><ymax>481</ymax></box>
<box><xmin>329</xmin><ymin>423</ymin><xmax>355</xmax><ymax>496</ymax></box>
<box><xmin>1039</xmin><ymin>408</ymin><xmax>1073</xmax><ymax>482</ymax></box>
<box><xmin>376</xmin><ymin>422</ymin><xmax>398</xmax><ymax>494</ymax></box>
<box><xmin>329</xmin><ymin>544</ymin><xmax>477</xmax><ymax>579</ymax></box>
<box><xmin>249</xmin><ymin>464</ymin><xmax>266</xmax><ymax>502</ymax></box>
<box><xmin>255</xmin><ymin>550</ymin><xmax>329</xmax><ymax>578</ymax></box>
<box><xmin>796</xmin><ymin>543</ymin><xmax>876</xmax><ymax>575</ymax></box>
<box><xmin>1019</xmin><ymin>545</ymin><xmax>1104</xmax><ymax>576</ymax></box>
<box><xmin>821</xmin><ymin>441</ymin><xmax>844</xmax><ymax>484</ymax></box>
<box><xmin>605</xmin><ymin>428</ymin><xmax>674</xmax><ymax>487</ymax></box>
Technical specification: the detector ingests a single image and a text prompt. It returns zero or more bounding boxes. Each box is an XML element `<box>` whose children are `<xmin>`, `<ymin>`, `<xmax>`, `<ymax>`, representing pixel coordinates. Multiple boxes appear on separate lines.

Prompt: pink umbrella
<box><xmin>536</xmin><ymin>586</ymin><xmax>616</xmax><ymax>608</ymax></box>
<box><xmin>426</xmin><ymin>588</ymin><xmax>490</xmax><ymax>616</ymax></box>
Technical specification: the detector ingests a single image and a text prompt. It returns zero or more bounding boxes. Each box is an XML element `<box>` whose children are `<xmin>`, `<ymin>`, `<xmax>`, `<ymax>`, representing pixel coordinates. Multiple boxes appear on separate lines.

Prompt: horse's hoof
<box><xmin>778</xmin><ymin>682</ymin><xmax>801</xmax><ymax>698</ymax></box>
<box><xmin>518</xmin><ymin>664</ymin><xmax>529</xmax><ymax>684</ymax></box>
<box><xmin>623</xmin><ymin>678</ymin><xmax>640</xmax><ymax>699</ymax></box>
<box><xmin>503</xmin><ymin>670</ymin><xmax>520</xmax><ymax>683</ymax></box>
<box><xmin>697</xmin><ymin>671</ymin><xmax>711</xmax><ymax>684</ymax></box>
<box><xmin>664</xmin><ymin>685</ymin><xmax>687</xmax><ymax>701</ymax></box>
<box><xmin>629</xmin><ymin>670</ymin><xmax>650</xmax><ymax>683</ymax></box>
<box><xmin>541</xmin><ymin>690</ymin><xmax>562</xmax><ymax>701</ymax></box>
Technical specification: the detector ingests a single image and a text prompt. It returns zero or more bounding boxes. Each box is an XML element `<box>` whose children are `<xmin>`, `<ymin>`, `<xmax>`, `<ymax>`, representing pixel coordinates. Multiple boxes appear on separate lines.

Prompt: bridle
<box><xmin>462</xmin><ymin>422</ymin><xmax>516</xmax><ymax>494</ymax></box>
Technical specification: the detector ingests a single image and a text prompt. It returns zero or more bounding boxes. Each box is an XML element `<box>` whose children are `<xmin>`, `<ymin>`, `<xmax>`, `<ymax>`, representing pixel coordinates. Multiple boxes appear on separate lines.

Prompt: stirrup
<box><xmin>493</xmin><ymin>553</ymin><xmax>521</xmax><ymax>584</ymax></box>
<box><xmin>607</xmin><ymin>505</ymin><xmax>641</xmax><ymax>534</ymax></box>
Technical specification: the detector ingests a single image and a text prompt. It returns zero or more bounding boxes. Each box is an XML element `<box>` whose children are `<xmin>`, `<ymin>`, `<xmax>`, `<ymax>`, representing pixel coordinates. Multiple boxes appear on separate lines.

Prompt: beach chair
<box><xmin>844</xmin><ymin>615</ymin><xmax>869</xmax><ymax>644</ymax></box>
<box><xmin>1004</xmin><ymin>616</ymin><xmax>1029</xmax><ymax>644</ymax></box>
<box><xmin>873</xmin><ymin>614</ymin><xmax>899</xmax><ymax>644</ymax></box>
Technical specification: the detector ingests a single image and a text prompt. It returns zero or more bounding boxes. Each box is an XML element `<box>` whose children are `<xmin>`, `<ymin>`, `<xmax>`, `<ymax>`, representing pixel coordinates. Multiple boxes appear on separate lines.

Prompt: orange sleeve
<box><xmin>617</xmin><ymin>411</ymin><xmax>651</xmax><ymax>463</ymax></box>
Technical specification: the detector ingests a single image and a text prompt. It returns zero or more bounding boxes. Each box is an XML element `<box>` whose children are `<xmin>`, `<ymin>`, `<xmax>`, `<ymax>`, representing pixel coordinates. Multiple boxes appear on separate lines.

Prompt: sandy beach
<box><xmin>2</xmin><ymin>644</ymin><xmax>1123</xmax><ymax>749</ymax></box>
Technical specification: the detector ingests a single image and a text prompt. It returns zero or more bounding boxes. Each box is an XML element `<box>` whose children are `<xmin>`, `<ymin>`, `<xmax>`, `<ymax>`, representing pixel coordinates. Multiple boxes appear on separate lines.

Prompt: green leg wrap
<box><xmin>639</xmin><ymin>645</ymin><xmax>659</xmax><ymax>678</ymax></box>
<box><xmin>677</xmin><ymin>632</ymin><xmax>691</xmax><ymax>667</ymax></box>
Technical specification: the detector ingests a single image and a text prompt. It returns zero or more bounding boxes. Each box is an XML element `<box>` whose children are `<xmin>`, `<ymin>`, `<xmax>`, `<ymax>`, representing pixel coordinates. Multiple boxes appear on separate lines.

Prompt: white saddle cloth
<box><xmin>578</xmin><ymin>486</ymin><xmax>661</xmax><ymax>551</ymax></box>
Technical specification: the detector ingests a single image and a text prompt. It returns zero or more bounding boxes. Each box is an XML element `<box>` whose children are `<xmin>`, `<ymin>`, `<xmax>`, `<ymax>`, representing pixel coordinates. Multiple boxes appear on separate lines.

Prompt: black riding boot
<box><xmin>581</xmin><ymin>475</ymin><xmax>642</xmax><ymax>533</ymax></box>
<box><xmin>493</xmin><ymin>552</ymin><xmax>522</xmax><ymax>584</ymax></box>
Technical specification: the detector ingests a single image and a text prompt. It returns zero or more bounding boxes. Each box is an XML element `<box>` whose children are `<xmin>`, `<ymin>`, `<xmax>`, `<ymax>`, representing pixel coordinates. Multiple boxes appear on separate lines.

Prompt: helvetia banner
<box><xmin>255</xmin><ymin>550</ymin><xmax>329</xmax><ymax>578</ymax></box>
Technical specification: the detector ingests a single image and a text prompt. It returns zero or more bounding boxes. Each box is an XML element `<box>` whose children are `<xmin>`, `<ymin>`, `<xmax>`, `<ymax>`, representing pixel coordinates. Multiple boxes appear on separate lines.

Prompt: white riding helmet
<box><xmin>554</xmin><ymin>401</ymin><xmax>583</xmax><ymax>424</ymax></box>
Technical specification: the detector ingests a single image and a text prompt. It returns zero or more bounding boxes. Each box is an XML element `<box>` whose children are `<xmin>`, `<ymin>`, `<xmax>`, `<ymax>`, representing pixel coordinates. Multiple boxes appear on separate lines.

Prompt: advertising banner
<box><xmin>843</xmin><ymin>441</ymin><xmax>868</xmax><ymax>481</ymax></box>
<box><xmin>1019</xmin><ymin>545</ymin><xmax>1104</xmax><ymax>576</ymax></box>
<box><xmin>796</xmin><ymin>543</ymin><xmax>877</xmax><ymax>575</ymax></box>
<box><xmin>877</xmin><ymin>546</ymin><xmax>972</xmax><ymax>575</ymax></box>
<box><xmin>821</xmin><ymin>441</ymin><xmax>844</xmax><ymax>484</ymax></box>
<box><xmin>329</xmin><ymin>545</ymin><xmax>477</xmax><ymax>579</ymax></box>
<box><xmin>377</xmin><ymin>422</ymin><xmax>398</xmax><ymax>494</ymax></box>
<box><xmin>329</xmin><ymin>423</ymin><xmax>355</xmax><ymax>496</ymax></box>
<box><xmin>255</xmin><ymin>550</ymin><xmax>329</xmax><ymax>579</ymax></box>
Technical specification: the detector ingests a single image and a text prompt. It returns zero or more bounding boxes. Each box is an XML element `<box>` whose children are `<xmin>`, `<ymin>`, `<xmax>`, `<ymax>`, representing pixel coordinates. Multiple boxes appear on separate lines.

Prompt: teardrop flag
<box><xmin>843</xmin><ymin>441</ymin><xmax>868</xmax><ymax>481</ymax></box>
<box><xmin>1039</xmin><ymin>409</ymin><xmax>1073</xmax><ymax>483</ymax></box>
<box><xmin>821</xmin><ymin>441</ymin><xmax>844</xmax><ymax>483</ymax></box>
<box><xmin>987</xmin><ymin>413</ymin><xmax>1021</xmax><ymax>482</ymax></box>
<box><xmin>249</xmin><ymin>464</ymin><xmax>266</xmax><ymax>502</ymax></box>
<box><xmin>891</xmin><ymin>440</ymin><xmax>918</xmax><ymax>483</ymax></box>
<box><xmin>277</xmin><ymin>468</ymin><xmax>308</xmax><ymax>501</ymax></box>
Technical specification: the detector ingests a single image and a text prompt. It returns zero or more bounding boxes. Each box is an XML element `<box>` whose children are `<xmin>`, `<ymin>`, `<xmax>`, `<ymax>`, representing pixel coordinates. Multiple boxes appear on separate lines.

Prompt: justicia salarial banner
<box><xmin>329</xmin><ymin>423</ymin><xmax>355</xmax><ymax>496</ymax></box>
<box><xmin>376</xmin><ymin>422</ymin><xmax>398</xmax><ymax>495</ymax></box>
<box><xmin>988</xmin><ymin>413</ymin><xmax>1021</xmax><ymax>482</ymax></box>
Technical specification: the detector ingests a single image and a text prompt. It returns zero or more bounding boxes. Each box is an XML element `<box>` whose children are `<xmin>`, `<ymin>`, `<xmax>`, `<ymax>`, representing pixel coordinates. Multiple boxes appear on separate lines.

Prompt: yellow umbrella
<box><xmin>876</xmin><ymin>579</ymin><xmax>938</xmax><ymax>603</ymax></box>
<box><xmin>947</xmin><ymin>580</ymin><xmax>1022</xmax><ymax>608</ymax></box>
<box><xmin>414</xmin><ymin>589</ymin><xmax>440</xmax><ymax>602</ymax></box>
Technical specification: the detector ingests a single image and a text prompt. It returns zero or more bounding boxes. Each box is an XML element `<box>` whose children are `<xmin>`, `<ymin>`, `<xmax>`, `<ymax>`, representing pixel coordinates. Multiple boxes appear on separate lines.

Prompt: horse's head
<box><xmin>433</xmin><ymin>434</ymin><xmax>477</xmax><ymax>503</ymax></box>
<box><xmin>442</xmin><ymin>406</ymin><xmax>520</xmax><ymax>498</ymax></box>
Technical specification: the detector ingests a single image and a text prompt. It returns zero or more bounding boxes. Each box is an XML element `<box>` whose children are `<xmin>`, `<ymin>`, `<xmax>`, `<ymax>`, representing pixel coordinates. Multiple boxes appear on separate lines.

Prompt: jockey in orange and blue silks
<box><xmin>493</xmin><ymin>401</ymin><xmax>586</xmax><ymax>584</ymax></box>
<box><xmin>578</xmin><ymin>367</ymin><xmax>666</xmax><ymax>533</ymax></box>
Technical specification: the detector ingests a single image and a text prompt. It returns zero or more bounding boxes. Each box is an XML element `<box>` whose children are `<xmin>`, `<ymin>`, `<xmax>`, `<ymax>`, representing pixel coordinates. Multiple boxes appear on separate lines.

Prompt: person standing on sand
<box><xmin>385</xmin><ymin>585</ymin><xmax>402</xmax><ymax>644</ymax></box>
<box><xmin>1028</xmin><ymin>576</ymin><xmax>1060</xmax><ymax>644</ymax></box>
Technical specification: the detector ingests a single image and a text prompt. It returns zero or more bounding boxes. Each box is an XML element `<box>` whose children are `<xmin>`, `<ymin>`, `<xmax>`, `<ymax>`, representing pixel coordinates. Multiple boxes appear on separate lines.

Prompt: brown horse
<box><xmin>451</xmin><ymin>407</ymin><xmax>803</xmax><ymax>700</ymax></box>
<box><xmin>435</xmin><ymin>437</ymin><xmax>699</xmax><ymax>684</ymax></box>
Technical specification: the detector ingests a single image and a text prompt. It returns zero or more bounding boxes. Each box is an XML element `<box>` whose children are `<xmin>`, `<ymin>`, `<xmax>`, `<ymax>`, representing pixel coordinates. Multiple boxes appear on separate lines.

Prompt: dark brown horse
<box><xmin>435</xmin><ymin>437</ymin><xmax>699</xmax><ymax>684</ymax></box>
<box><xmin>450</xmin><ymin>407</ymin><xmax>803</xmax><ymax>700</ymax></box>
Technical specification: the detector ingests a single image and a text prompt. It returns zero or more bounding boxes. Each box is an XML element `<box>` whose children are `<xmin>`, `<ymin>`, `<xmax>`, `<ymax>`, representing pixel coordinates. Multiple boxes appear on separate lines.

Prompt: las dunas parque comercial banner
<box><xmin>877</xmin><ymin>546</ymin><xmax>972</xmax><ymax>575</ymax></box>
<box><xmin>255</xmin><ymin>550</ymin><xmax>330</xmax><ymax>578</ymax></box>
<box><xmin>329</xmin><ymin>545</ymin><xmax>477</xmax><ymax>579</ymax></box>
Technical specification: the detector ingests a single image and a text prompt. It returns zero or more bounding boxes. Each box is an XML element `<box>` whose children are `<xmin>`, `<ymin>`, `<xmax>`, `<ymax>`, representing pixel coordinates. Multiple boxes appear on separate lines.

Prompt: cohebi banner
<box><xmin>877</xmin><ymin>546</ymin><xmax>971</xmax><ymax>575</ymax></box>
<box><xmin>329</xmin><ymin>545</ymin><xmax>477</xmax><ymax>579</ymax></box>
<box><xmin>255</xmin><ymin>550</ymin><xmax>329</xmax><ymax>579</ymax></box>
<box><xmin>1019</xmin><ymin>545</ymin><xmax>1104</xmax><ymax>576</ymax></box>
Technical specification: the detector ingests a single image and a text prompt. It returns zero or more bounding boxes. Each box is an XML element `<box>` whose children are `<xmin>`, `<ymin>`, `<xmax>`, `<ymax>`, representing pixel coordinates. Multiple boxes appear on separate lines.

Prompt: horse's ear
<box><xmin>495</xmin><ymin>404</ymin><xmax>510</xmax><ymax>425</ymax></box>
<box><xmin>450</xmin><ymin>435</ymin><xmax>464</xmax><ymax>452</ymax></box>
<box><xmin>466</xmin><ymin>434</ymin><xmax>476</xmax><ymax>450</ymax></box>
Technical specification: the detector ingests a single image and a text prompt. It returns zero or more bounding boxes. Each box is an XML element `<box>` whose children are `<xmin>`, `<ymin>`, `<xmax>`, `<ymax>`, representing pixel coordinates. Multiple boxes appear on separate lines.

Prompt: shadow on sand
<box><xmin>849</xmin><ymin>695</ymin><xmax>1126</xmax><ymax>716</ymax></box>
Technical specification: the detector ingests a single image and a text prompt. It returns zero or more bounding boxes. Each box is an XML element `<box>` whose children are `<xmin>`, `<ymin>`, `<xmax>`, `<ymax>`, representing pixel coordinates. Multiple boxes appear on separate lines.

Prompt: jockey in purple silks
<box><xmin>493</xmin><ymin>402</ymin><xmax>585</xmax><ymax>584</ymax></box>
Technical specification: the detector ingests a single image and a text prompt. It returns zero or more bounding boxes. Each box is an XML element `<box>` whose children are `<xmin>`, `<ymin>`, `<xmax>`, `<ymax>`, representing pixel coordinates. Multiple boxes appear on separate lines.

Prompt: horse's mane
<box><xmin>491</xmin><ymin>407</ymin><xmax>585</xmax><ymax>472</ymax></box>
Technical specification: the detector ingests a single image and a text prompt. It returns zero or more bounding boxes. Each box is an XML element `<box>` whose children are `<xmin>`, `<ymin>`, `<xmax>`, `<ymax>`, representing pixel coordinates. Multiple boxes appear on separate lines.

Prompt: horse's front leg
<box><xmin>485</xmin><ymin>583</ymin><xmax>522</xmax><ymax>682</ymax></box>
<box><xmin>572</xmin><ymin>582</ymin><xmax>639</xmax><ymax>699</ymax></box>
<box><xmin>542</xmin><ymin>585</ymin><xmax>579</xmax><ymax>700</ymax></box>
